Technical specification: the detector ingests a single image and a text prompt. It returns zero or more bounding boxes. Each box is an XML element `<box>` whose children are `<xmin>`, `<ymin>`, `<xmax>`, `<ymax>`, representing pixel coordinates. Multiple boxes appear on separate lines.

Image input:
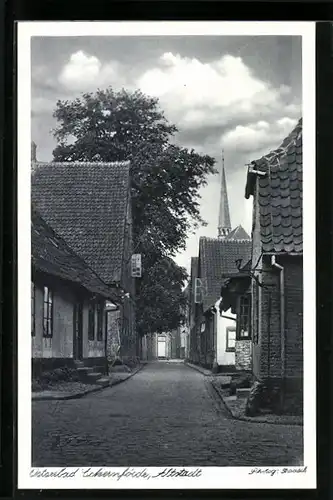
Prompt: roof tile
<box><xmin>199</xmin><ymin>237</ymin><xmax>251</xmax><ymax>311</ymax></box>
<box><xmin>32</xmin><ymin>210</ymin><xmax>116</xmax><ymax>299</ymax></box>
<box><xmin>31</xmin><ymin>161</ymin><xmax>130</xmax><ymax>284</ymax></box>
<box><xmin>249</xmin><ymin>118</ymin><xmax>303</xmax><ymax>254</ymax></box>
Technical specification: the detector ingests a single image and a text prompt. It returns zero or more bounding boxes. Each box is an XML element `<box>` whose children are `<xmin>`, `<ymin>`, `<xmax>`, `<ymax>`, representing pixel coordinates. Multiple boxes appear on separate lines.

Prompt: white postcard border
<box><xmin>17</xmin><ymin>21</ymin><xmax>316</xmax><ymax>490</ymax></box>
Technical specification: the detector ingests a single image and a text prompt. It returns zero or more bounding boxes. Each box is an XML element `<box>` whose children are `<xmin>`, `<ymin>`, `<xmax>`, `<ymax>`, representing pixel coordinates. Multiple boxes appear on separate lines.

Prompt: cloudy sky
<box><xmin>31</xmin><ymin>35</ymin><xmax>302</xmax><ymax>273</ymax></box>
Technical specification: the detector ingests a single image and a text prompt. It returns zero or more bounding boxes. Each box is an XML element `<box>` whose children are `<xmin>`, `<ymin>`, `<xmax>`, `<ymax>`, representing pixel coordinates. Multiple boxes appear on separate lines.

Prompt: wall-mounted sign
<box><xmin>194</xmin><ymin>277</ymin><xmax>205</xmax><ymax>304</ymax></box>
<box><xmin>131</xmin><ymin>253</ymin><xmax>142</xmax><ymax>278</ymax></box>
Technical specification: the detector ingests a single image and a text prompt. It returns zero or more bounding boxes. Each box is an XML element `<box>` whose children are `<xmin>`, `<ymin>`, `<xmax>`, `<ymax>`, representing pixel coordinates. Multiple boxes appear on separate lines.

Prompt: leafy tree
<box><xmin>52</xmin><ymin>87</ymin><xmax>216</xmax><ymax>334</ymax></box>
<box><xmin>136</xmin><ymin>254</ymin><xmax>188</xmax><ymax>336</ymax></box>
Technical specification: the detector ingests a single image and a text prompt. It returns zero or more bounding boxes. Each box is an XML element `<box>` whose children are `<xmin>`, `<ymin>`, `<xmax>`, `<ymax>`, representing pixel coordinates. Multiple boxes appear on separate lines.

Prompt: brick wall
<box><xmin>257</xmin><ymin>255</ymin><xmax>303</xmax><ymax>381</ymax></box>
<box><xmin>249</xmin><ymin>180</ymin><xmax>303</xmax><ymax>414</ymax></box>
<box><xmin>249</xmin><ymin>255</ymin><xmax>303</xmax><ymax>415</ymax></box>
<box><xmin>258</xmin><ymin>260</ymin><xmax>282</xmax><ymax>379</ymax></box>
<box><xmin>284</xmin><ymin>256</ymin><xmax>303</xmax><ymax>379</ymax></box>
<box><xmin>235</xmin><ymin>340</ymin><xmax>252</xmax><ymax>371</ymax></box>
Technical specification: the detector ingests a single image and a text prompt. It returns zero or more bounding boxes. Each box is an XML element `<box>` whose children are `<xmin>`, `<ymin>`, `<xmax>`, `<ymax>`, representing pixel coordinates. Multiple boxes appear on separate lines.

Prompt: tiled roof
<box><xmin>32</xmin><ymin>210</ymin><xmax>118</xmax><ymax>300</ymax></box>
<box><xmin>245</xmin><ymin>118</ymin><xmax>302</xmax><ymax>254</ymax></box>
<box><xmin>225</xmin><ymin>224</ymin><xmax>250</xmax><ymax>240</ymax></box>
<box><xmin>199</xmin><ymin>237</ymin><xmax>252</xmax><ymax>311</ymax></box>
<box><xmin>31</xmin><ymin>161</ymin><xmax>130</xmax><ymax>284</ymax></box>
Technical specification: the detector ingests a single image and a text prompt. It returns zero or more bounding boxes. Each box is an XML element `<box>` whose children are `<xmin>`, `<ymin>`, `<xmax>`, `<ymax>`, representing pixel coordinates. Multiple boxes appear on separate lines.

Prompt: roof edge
<box><xmin>31</xmin><ymin>160</ymin><xmax>131</xmax><ymax>167</ymax></box>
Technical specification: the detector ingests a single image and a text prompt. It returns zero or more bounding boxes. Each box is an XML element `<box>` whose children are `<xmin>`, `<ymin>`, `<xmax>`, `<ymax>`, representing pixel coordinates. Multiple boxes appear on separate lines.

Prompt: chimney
<box><xmin>31</xmin><ymin>141</ymin><xmax>37</xmax><ymax>162</ymax></box>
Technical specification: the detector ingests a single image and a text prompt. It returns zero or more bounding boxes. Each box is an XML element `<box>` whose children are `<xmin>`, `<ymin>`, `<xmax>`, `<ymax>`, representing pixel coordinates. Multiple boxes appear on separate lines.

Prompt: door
<box><xmin>73</xmin><ymin>302</ymin><xmax>83</xmax><ymax>360</ymax></box>
<box><xmin>157</xmin><ymin>336</ymin><xmax>166</xmax><ymax>358</ymax></box>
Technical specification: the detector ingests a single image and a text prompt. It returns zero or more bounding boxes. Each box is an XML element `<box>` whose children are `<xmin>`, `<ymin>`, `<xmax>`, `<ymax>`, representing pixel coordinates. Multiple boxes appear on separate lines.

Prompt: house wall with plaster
<box><xmin>32</xmin><ymin>276</ymin><xmax>107</xmax><ymax>375</ymax></box>
<box><xmin>215</xmin><ymin>299</ymin><xmax>236</xmax><ymax>368</ymax></box>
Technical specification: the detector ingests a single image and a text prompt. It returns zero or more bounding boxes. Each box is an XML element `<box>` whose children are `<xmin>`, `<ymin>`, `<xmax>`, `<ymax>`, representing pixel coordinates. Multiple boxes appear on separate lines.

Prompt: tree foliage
<box><xmin>52</xmin><ymin>87</ymin><xmax>216</xmax><ymax>334</ymax></box>
<box><xmin>136</xmin><ymin>254</ymin><xmax>188</xmax><ymax>336</ymax></box>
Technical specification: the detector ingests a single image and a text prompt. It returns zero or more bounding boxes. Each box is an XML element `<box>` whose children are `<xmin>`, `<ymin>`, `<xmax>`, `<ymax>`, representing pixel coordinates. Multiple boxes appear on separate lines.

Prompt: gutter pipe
<box><xmin>271</xmin><ymin>256</ymin><xmax>285</xmax><ymax>380</ymax></box>
<box><xmin>220</xmin><ymin>314</ymin><xmax>237</xmax><ymax>322</ymax></box>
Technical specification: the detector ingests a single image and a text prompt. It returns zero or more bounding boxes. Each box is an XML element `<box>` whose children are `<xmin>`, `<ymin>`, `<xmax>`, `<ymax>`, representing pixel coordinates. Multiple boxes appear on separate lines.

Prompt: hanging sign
<box><xmin>131</xmin><ymin>254</ymin><xmax>142</xmax><ymax>278</ymax></box>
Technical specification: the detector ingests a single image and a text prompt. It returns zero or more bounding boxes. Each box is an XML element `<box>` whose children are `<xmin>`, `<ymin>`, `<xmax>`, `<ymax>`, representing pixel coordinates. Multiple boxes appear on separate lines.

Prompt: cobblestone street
<box><xmin>32</xmin><ymin>361</ymin><xmax>303</xmax><ymax>467</ymax></box>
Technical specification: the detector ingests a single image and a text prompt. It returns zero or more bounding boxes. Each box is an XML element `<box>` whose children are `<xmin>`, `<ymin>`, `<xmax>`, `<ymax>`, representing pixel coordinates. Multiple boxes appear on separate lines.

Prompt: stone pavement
<box><xmin>210</xmin><ymin>377</ymin><xmax>303</xmax><ymax>426</ymax></box>
<box><xmin>32</xmin><ymin>360</ymin><xmax>303</xmax><ymax>467</ymax></box>
<box><xmin>32</xmin><ymin>364</ymin><xmax>144</xmax><ymax>401</ymax></box>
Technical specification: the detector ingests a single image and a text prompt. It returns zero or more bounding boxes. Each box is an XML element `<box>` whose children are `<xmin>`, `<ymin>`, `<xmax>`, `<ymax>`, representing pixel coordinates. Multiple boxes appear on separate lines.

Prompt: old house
<box><xmin>141</xmin><ymin>329</ymin><xmax>182</xmax><ymax>361</ymax></box>
<box><xmin>180</xmin><ymin>284</ymin><xmax>190</xmax><ymax>359</ymax></box>
<box><xmin>244</xmin><ymin>118</ymin><xmax>303</xmax><ymax>415</ymax></box>
<box><xmin>189</xmin><ymin>156</ymin><xmax>251</xmax><ymax>371</ymax></box>
<box><xmin>219</xmin><ymin>259</ymin><xmax>252</xmax><ymax>372</ymax></box>
<box><xmin>188</xmin><ymin>257</ymin><xmax>199</xmax><ymax>363</ymax></box>
<box><xmin>193</xmin><ymin>237</ymin><xmax>251</xmax><ymax>370</ymax></box>
<box><xmin>31</xmin><ymin>152</ymin><xmax>137</xmax><ymax>364</ymax></box>
<box><xmin>31</xmin><ymin>210</ymin><xmax>118</xmax><ymax>377</ymax></box>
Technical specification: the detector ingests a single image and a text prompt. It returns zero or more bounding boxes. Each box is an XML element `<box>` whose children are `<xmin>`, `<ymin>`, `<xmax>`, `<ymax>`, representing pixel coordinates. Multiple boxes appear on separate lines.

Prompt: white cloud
<box><xmin>221</xmin><ymin>117</ymin><xmax>298</xmax><ymax>154</ymax></box>
<box><xmin>56</xmin><ymin>50</ymin><xmax>301</xmax><ymax>138</ymax></box>
<box><xmin>58</xmin><ymin>50</ymin><xmax>126</xmax><ymax>91</ymax></box>
<box><xmin>136</xmin><ymin>52</ymin><xmax>298</xmax><ymax>130</ymax></box>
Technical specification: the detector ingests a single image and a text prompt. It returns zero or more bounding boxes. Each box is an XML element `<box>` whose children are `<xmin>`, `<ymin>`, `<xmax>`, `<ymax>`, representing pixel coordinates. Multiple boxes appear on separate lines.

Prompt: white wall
<box><xmin>215</xmin><ymin>299</ymin><xmax>236</xmax><ymax>367</ymax></box>
<box><xmin>32</xmin><ymin>280</ymin><xmax>106</xmax><ymax>360</ymax></box>
<box><xmin>32</xmin><ymin>283</ymin><xmax>75</xmax><ymax>359</ymax></box>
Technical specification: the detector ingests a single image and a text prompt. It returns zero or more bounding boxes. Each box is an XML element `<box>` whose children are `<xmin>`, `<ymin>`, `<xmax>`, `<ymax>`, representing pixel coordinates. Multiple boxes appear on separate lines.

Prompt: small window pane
<box><xmin>43</xmin><ymin>286</ymin><xmax>53</xmax><ymax>338</ymax></box>
<box><xmin>226</xmin><ymin>327</ymin><xmax>236</xmax><ymax>352</ymax></box>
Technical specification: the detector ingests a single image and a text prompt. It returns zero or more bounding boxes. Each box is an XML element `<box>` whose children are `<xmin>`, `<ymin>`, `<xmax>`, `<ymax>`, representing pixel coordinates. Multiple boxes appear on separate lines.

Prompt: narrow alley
<box><xmin>32</xmin><ymin>362</ymin><xmax>303</xmax><ymax>467</ymax></box>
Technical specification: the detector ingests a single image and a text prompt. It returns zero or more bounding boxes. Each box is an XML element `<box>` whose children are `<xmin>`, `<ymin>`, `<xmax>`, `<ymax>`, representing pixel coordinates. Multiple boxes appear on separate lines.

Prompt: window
<box><xmin>226</xmin><ymin>326</ymin><xmax>236</xmax><ymax>352</ymax></box>
<box><xmin>238</xmin><ymin>294</ymin><xmax>251</xmax><ymax>340</ymax></box>
<box><xmin>31</xmin><ymin>282</ymin><xmax>35</xmax><ymax>336</ymax></box>
<box><xmin>88</xmin><ymin>301</ymin><xmax>95</xmax><ymax>341</ymax></box>
<box><xmin>96</xmin><ymin>302</ymin><xmax>104</xmax><ymax>341</ymax></box>
<box><xmin>43</xmin><ymin>286</ymin><xmax>53</xmax><ymax>338</ymax></box>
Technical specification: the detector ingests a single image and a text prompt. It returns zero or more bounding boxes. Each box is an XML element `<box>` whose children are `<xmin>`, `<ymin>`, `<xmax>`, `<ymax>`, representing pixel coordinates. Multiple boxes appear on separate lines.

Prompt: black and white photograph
<box><xmin>17</xmin><ymin>22</ymin><xmax>316</xmax><ymax>490</ymax></box>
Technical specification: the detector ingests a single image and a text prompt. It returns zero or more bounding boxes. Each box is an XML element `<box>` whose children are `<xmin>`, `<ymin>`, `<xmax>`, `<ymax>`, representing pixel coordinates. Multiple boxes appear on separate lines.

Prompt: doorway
<box><xmin>157</xmin><ymin>336</ymin><xmax>166</xmax><ymax>358</ymax></box>
<box><xmin>73</xmin><ymin>302</ymin><xmax>83</xmax><ymax>360</ymax></box>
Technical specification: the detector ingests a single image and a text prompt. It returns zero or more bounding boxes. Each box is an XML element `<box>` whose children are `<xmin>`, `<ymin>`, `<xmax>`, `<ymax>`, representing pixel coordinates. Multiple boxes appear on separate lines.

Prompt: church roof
<box><xmin>245</xmin><ymin>118</ymin><xmax>302</xmax><ymax>254</ymax></box>
<box><xmin>225</xmin><ymin>224</ymin><xmax>250</xmax><ymax>240</ymax></box>
<box><xmin>31</xmin><ymin>160</ymin><xmax>131</xmax><ymax>284</ymax></box>
<box><xmin>218</xmin><ymin>164</ymin><xmax>232</xmax><ymax>236</ymax></box>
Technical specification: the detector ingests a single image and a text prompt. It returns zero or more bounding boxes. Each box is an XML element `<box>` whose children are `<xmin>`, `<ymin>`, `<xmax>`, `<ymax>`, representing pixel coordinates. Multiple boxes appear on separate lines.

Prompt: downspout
<box><xmin>267</xmin><ymin>291</ymin><xmax>272</xmax><ymax>378</ymax></box>
<box><xmin>271</xmin><ymin>256</ymin><xmax>285</xmax><ymax>381</ymax></box>
<box><xmin>210</xmin><ymin>307</ymin><xmax>218</xmax><ymax>372</ymax></box>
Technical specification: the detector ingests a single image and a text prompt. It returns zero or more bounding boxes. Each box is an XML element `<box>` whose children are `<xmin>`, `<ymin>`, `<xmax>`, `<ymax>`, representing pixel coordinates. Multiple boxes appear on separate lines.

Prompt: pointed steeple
<box><xmin>218</xmin><ymin>150</ymin><xmax>232</xmax><ymax>239</ymax></box>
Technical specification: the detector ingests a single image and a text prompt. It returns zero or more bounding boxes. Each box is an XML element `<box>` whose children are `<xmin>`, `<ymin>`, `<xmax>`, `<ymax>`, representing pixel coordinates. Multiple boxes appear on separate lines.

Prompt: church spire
<box><xmin>218</xmin><ymin>150</ymin><xmax>232</xmax><ymax>239</ymax></box>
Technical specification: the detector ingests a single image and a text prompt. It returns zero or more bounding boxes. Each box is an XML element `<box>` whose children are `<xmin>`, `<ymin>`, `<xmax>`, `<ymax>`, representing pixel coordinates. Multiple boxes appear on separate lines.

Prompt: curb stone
<box><xmin>32</xmin><ymin>363</ymin><xmax>146</xmax><ymax>402</ymax></box>
<box><xmin>210</xmin><ymin>379</ymin><xmax>303</xmax><ymax>426</ymax></box>
<box><xmin>184</xmin><ymin>361</ymin><xmax>212</xmax><ymax>376</ymax></box>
